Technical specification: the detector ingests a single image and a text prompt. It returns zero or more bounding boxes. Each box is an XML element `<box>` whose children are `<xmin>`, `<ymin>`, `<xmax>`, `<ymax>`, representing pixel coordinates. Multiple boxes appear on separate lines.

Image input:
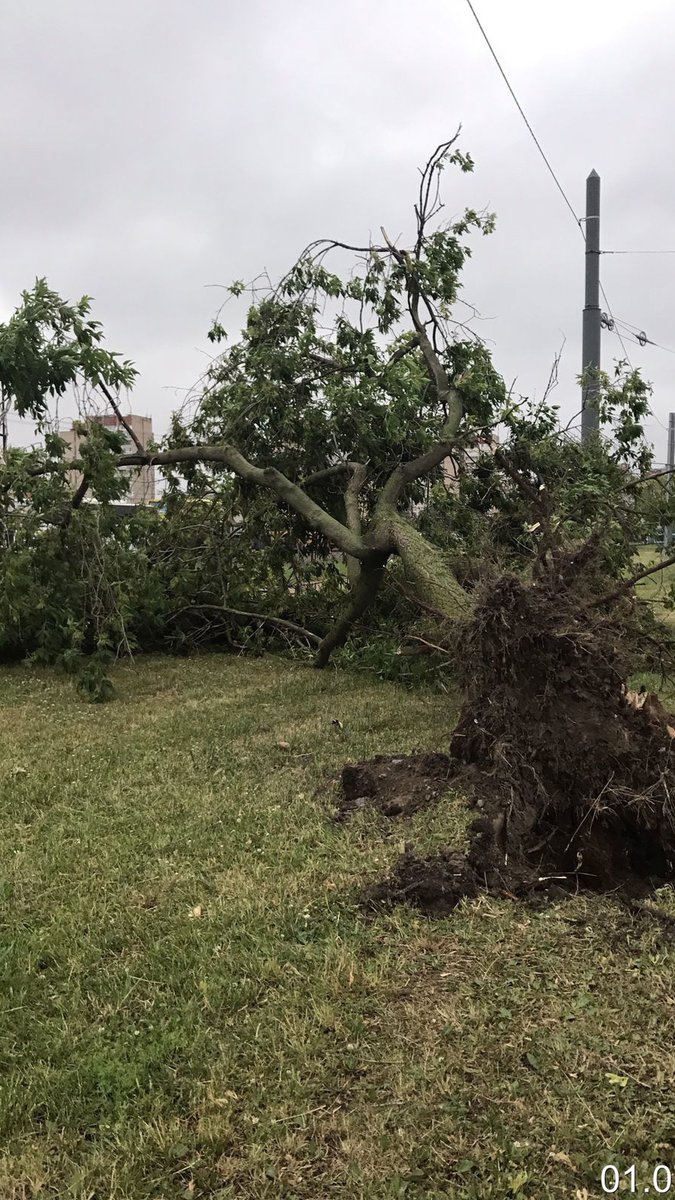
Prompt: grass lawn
<box><xmin>1</xmin><ymin>654</ymin><xmax>675</xmax><ymax>1199</ymax></box>
<box><xmin>635</xmin><ymin>545</ymin><xmax>675</xmax><ymax>624</ymax></box>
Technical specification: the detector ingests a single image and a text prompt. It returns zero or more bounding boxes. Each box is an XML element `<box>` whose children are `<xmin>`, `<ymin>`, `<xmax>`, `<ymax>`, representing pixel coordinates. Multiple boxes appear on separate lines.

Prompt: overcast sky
<box><xmin>2</xmin><ymin>0</ymin><xmax>674</xmax><ymax>461</ymax></box>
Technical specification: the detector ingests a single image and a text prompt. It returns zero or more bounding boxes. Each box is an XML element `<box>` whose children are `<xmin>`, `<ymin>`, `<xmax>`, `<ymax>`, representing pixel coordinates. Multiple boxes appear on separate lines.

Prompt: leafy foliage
<box><xmin>0</xmin><ymin>279</ymin><xmax>137</xmax><ymax>425</ymax></box>
<box><xmin>0</xmin><ymin>143</ymin><xmax>672</xmax><ymax>698</ymax></box>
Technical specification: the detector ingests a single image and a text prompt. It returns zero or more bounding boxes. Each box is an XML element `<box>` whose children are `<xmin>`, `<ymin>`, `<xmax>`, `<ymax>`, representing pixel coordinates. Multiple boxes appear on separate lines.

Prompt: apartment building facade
<box><xmin>62</xmin><ymin>413</ymin><xmax>155</xmax><ymax>503</ymax></box>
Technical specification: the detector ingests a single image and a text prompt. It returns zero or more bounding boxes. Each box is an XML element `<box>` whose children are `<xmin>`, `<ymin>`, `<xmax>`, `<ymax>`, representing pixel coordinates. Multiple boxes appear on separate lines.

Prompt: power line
<box><xmin>599</xmin><ymin>284</ymin><xmax>633</xmax><ymax>366</ymax></box>
<box><xmin>630</xmin><ymin>333</ymin><xmax>675</xmax><ymax>357</ymax></box>
<box><xmin>611</xmin><ymin>317</ymin><xmax>675</xmax><ymax>357</ymax></box>
<box><xmin>645</xmin><ymin>413</ymin><xmax>670</xmax><ymax>433</ymax></box>
<box><xmin>646</xmin><ymin>339</ymin><xmax>675</xmax><ymax>356</ymax></box>
<box><xmin>463</xmin><ymin>0</ymin><xmax>582</xmax><ymax>233</ymax></box>
<box><xmin>614</xmin><ymin>316</ymin><xmax>649</xmax><ymax>334</ymax></box>
<box><xmin>463</xmin><ymin>0</ymin><xmax>639</xmax><ymax>374</ymax></box>
<box><xmin>602</xmin><ymin>250</ymin><xmax>675</xmax><ymax>256</ymax></box>
<box><xmin>464</xmin><ymin>0</ymin><xmax>675</xmax><ymax>378</ymax></box>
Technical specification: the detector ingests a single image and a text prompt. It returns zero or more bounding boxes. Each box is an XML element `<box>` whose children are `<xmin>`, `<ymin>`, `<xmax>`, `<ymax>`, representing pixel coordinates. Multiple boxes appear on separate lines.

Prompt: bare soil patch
<box><xmin>336</xmin><ymin>751</ymin><xmax>455</xmax><ymax>820</ymax></box>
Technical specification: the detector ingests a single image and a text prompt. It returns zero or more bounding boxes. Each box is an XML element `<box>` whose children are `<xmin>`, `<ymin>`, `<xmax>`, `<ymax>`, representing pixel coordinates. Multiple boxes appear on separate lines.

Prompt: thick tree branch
<box><xmin>71</xmin><ymin>474</ymin><xmax>90</xmax><ymax>512</ymax></box>
<box><xmin>388</xmin><ymin>512</ymin><xmax>472</xmax><ymax>619</ymax></box>
<box><xmin>344</xmin><ymin>463</ymin><xmax>367</xmax><ymax>538</ymax></box>
<box><xmin>380</xmin><ymin>228</ymin><xmax>456</xmax><ymax>409</ymax></box>
<box><xmin>57</xmin><ymin>474</ymin><xmax>90</xmax><ymax>531</ymax></box>
<box><xmin>298</xmin><ymin>460</ymin><xmax>370</xmax><ymax>584</ymax></box>
<box><xmin>306</xmin><ymin>353</ymin><xmax>363</xmax><ymax>376</ymax></box>
<box><xmin>344</xmin><ymin>462</ymin><xmax>368</xmax><ymax>586</ymax></box>
<box><xmin>313</xmin><ymin>558</ymin><xmax>387</xmax><ymax>668</ymax></box>
<box><xmin>393</xmin><ymin>580</ymin><xmax>455</xmax><ymax>623</ymax></box>
<box><xmin>116</xmin><ymin>444</ymin><xmax>371</xmax><ymax>561</ymax></box>
<box><xmin>591</xmin><ymin>554</ymin><xmax>675</xmax><ymax>609</ymax></box>
<box><xmin>301</xmin><ymin>462</ymin><xmax>363</xmax><ymax>488</ymax></box>
<box><xmin>624</xmin><ymin>465</ymin><xmax>675</xmax><ymax>489</ymax></box>
<box><xmin>377</xmin><ymin>438</ymin><xmax>459</xmax><ymax>513</ymax></box>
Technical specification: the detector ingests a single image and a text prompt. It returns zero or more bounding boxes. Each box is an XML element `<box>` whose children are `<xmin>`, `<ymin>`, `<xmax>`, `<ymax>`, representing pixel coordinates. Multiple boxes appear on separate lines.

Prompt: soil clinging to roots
<box><xmin>349</xmin><ymin>574</ymin><xmax>675</xmax><ymax>916</ymax></box>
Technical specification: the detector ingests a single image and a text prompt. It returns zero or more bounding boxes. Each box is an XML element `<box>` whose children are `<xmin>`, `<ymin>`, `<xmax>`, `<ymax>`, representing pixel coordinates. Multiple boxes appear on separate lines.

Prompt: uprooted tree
<box><xmin>124</xmin><ymin>137</ymin><xmax>507</xmax><ymax>664</ymax></box>
<box><xmin>3</xmin><ymin>134</ymin><xmax>675</xmax><ymax>905</ymax></box>
<box><xmin>0</xmin><ymin>137</ymin><xmax>508</xmax><ymax>678</ymax></box>
<box><xmin>0</xmin><ymin>134</ymin><xmax>668</xmax><ymax>672</ymax></box>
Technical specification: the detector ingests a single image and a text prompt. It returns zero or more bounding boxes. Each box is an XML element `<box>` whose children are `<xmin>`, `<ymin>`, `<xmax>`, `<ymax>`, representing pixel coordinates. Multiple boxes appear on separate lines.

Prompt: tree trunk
<box><xmin>313</xmin><ymin>557</ymin><xmax>388</xmax><ymax>668</ymax></box>
<box><xmin>343</xmin><ymin>463</ymin><xmax>368</xmax><ymax>588</ymax></box>
<box><xmin>314</xmin><ymin>512</ymin><xmax>473</xmax><ymax>668</ymax></box>
<box><xmin>386</xmin><ymin>511</ymin><xmax>473</xmax><ymax>620</ymax></box>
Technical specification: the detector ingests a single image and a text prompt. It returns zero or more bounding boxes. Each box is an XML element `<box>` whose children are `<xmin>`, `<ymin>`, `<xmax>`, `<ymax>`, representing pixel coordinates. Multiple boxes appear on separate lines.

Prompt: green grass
<box><xmin>1</xmin><ymin>654</ymin><xmax>675</xmax><ymax>1198</ymax></box>
<box><xmin>635</xmin><ymin>544</ymin><xmax>675</xmax><ymax>624</ymax></box>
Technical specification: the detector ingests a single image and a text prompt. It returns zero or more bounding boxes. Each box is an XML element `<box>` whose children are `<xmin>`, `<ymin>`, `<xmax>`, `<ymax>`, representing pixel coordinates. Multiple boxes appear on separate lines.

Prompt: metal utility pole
<box><xmin>581</xmin><ymin>170</ymin><xmax>601</xmax><ymax>441</ymax></box>
<box><xmin>0</xmin><ymin>385</ymin><xmax>7</xmax><ymax>459</ymax></box>
<box><xmin>664</xmin><ymin>413</ymin><xmax>675</xmax><ymax>551</ymax></box>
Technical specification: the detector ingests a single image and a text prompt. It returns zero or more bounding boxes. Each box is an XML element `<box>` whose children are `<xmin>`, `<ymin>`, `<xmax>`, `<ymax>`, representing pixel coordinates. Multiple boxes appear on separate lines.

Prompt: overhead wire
<box><xmin>463</xmin><ymin>0</ymin><xmax>675</xmax><ymax>371</ymax></box>
<box><xmin>599</xmin><ymin>283</ymin><xmax>633</xmax><ymax>367</ymax></box>
<box><xmin>602</xmin><ymin>249</ymin><xmax>675</xmax><ymax>256</ymax></box>
<box><xmin>463</xmin><ymin>0</ymin><xmax>582</xmax><ymax>233</ymax></box>
<box><xmin>611</xmin><ymin>316</ymin><xmax>675</xmax><ymax>357</ymax></box>
<box><xmin>463</xmin><ymin>0</ymin><xmax>634</xmax><ymax>369</ymax></box>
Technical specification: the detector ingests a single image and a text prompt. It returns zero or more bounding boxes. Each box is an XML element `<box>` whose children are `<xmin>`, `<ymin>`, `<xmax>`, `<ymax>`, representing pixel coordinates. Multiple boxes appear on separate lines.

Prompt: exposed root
<box><xmin>347</xmin><ymin>573</ymin><xmax>675</xmax><ymax>916</ymax></box>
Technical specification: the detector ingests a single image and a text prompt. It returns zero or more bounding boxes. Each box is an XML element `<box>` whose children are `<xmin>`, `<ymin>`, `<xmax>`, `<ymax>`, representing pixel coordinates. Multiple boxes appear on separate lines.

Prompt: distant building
<box><xmin>442</xmin><ymin>434</ymin><xmax>499</xmax><ymax>493</ymax></box>
<box><xmin>62</xmin><ymin>413</ymin><xmax>155</xmax><ymax>504</ymax></box>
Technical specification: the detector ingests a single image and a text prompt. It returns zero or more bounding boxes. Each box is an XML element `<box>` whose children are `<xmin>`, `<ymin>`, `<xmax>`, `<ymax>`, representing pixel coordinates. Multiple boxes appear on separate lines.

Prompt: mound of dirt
<box><xmin>348</xmin><ymin>573</ymin><xmax>675</xmax><ymax>917</ymax></box>
<box><xmin>336</xmin><ymin>752</ymin><xmax>455</xmax><ymax>820</ymax></box>
<box><xmin>364</xmin><ymin>844</ymin><xmax>479</xmax><ymax>916</ymax></box>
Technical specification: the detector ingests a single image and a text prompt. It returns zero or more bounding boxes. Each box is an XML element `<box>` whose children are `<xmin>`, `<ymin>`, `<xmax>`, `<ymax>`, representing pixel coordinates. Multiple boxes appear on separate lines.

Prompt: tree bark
<box><xmin>387</xmin><ymin>511</ymin><xmax>472</xmax><ymax>619</ymax></box>
<box><xmin>313</xmin><ymin>556</ymin><xmax>388</xmax><ymax>668</ymax></box>
<box><xmin>115</xmin><ymin>444</ymin><xmax>370</xmax><ymax>561</ymax></box>
<box><xmin>343</xmin><ymin>463</ymin><xmax>368</xmax><ymax>587</ymax></box>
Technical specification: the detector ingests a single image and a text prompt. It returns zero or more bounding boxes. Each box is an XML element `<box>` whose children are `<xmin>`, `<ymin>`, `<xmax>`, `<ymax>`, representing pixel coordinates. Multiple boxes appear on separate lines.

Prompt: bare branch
<box><xmin>376</xmin><ymin>228</ymin><xmax>464</xmax><ymax>510</ymax></box>
<box><xmin>301</xmin><ymin>463</ymin><xmax>364</xmax><ymax>488</ymax></box>
<box><xmin>542</xmin><ymin>338</ymin><xmax>566</xmax><ymax>405</ymax></box>
<box><xmin>591</xmin><ymin>554</ymin><xmax>675</xmax><ymax>609</ymax></box>
<box><xmin>171</xmin><ymin>603</ymin><xmax>322</xmax><ymax>645</ymax></box>
<box><xmin>415</xmin><ymin>132</ymin><xmax>461</xmax><ymax>259</ymax></box>
<box><xmin>95</xmin><ymin>379</ymin><xmax>145</xmax><ymax>453</ymax></box>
